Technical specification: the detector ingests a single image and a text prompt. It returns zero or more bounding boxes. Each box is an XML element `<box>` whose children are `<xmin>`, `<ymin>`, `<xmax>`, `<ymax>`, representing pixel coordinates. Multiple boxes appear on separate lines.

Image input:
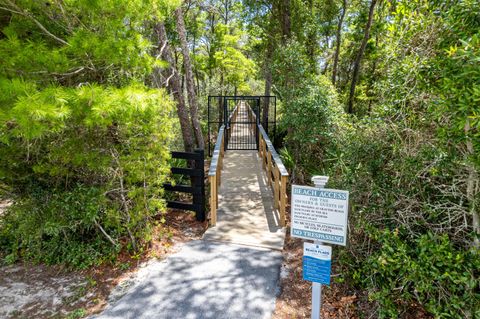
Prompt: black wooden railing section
<box><xmin>164</xmin><ymin>149</ymin><xmax>206</xmax><ymax>221</ymax></box>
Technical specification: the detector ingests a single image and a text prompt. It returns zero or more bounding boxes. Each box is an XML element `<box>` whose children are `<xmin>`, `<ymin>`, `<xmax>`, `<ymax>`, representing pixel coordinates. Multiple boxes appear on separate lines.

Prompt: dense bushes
<box><xmin>273</xmin><ymin>39</ymin><xmax>346</xmax><ymax>183</ymax></box>
<box><xmin>274</xmin><ymin>2</ymin><xmax>480</xmax><ymax>316</ymax></box>
<box><xmin>280</xmin><ymin>75</ymin><xmax>345</xmax><ymax>180</ymax></box>
<box><xmin>357</xmin><ymin>230</ymin><xmax>479</xmax><ymax>318</ymax></box>
<box><xmin>0</xmin><ymin>0</ymin><xmax>181</xmax><ymax>268</ymax></box>
<box><xmin>283</xmin><ymin>114</ymin><xmax>480</xmax><ymax>317</ymax></box>
<box><xmin>0</xmin><ymin>81</ymin><xmax>174</xmax><ymax>268</ymax></box>
<box><xmin>338</xmin><ymin>122</ymin><xmax>479</xmax><ymax>318</ymax></box>
<box><xmin>275</xmin><ymin>38</ymin><xmax>480</xmax><ymax>313</ymax></box>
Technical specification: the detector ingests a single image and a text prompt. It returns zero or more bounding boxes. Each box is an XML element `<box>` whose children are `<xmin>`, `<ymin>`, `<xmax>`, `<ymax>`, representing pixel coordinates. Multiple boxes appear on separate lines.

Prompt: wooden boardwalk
<box><xmin>204</xmin><ymin>102</ymin><xmax>286</xmax><ymax>250</ymax></box>
<box><xmin>95</xmin><ymin>99</ymin><xmax>288</xmax><ymax>319</ymax></box>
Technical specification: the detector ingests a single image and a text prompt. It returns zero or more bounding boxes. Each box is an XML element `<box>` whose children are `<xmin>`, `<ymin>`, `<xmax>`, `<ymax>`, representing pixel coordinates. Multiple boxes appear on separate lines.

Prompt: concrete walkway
<box><xmin>94</xmin><ymin>102</ymin><xmax>285</xmax><ymax>319</ymax></box>
<box><xmin>93</xmin><ymin>241</ymin><xmax>282</xmax><ymax>319</ymax></box>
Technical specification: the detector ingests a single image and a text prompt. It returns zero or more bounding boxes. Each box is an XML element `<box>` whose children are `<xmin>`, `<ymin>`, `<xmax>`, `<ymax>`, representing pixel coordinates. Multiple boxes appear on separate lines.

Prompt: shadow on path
<box><xmin>93</xmin><ymin>241</ymin><xmax>282</xmax><ymax>319</ymax></box>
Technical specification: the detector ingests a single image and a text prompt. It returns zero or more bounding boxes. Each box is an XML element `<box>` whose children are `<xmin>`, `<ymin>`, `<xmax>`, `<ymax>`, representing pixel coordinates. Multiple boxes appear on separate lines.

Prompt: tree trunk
<box><xmin>192</xmin><ymin>27</ymin><xmax>201</xmax><ymax>95</ymax></box>
<box><xmin>263</xmin><ymin>39</ymin><xmax>273</xmax><ymax>130</ymax></box>
<box><xmin>322</xmin><ymin>55</ymin><xmax>330</xmax><ymax>75</ymax></box>
<box><xmin>465</xmin><ymin>119</ymin><xmax>479</xmax><ymax>249</ymax></box>
<box><xmin>347</xmin><ymin>0</ymin><xmax>377</xmax><ymax>113</ymax></box>
<box><xmin>175</xmin><ymin>6</ymin><xmax>205</xmax><ymax>150</ymax></box>
<box><xmin>154</xmin><ymin>22</ymin><xmax>195</xmax><ymax>153</ymax></box>
<box><xmin>367</xmin><ymin>35</ymin><xmax>379</xmax><ymax>114</ymax></box>
<box><xmin>332</xmin><ymin>0</ymin><xmax>347</xmax><ymax>86</ymax></box>
<box><xmin>218</xmin><ymin>97</ymin><xmax>223</xmax><ymax>126</ymax></box>
<box><xmin>280</xmin><ymin>0</ymin><xmax>291</xmax><ymax>43</ymax></box>
<box><xmin>305</xmin><ymin>0</ymin><xmax>317</xmax><ymax>72</ymax></box>
<box><xmin>223</xmin><ymin>0</ymin><xmax>229</xmax><ymax>25</ymax></box>
<box><xmin>220</xmin><ymin>71</ymin><xmax>224</xmax><ymax>96</ymax></box>
<box><xmin>283</xmin><ymin>0</ymin><xmax>291</xmax><ymax>40</ymax></box>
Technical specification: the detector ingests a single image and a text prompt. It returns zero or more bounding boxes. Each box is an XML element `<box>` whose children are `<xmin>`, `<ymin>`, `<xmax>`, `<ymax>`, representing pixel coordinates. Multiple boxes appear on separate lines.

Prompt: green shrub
<box><xmin>278</xmin><ymin>73</ymin><xmax>346</xmax><ymax>182</ymax></box>
<box><xmin>325</xmin><ymin>120</ymin><xmax>480</xmax><ymax>317</ymax></box>
<box><xmin>287</xmin><ymin>114</ymin><xmax>479</xmax><ymax>317</ymax></box>
<box><xmin>356</xmin><ymin>230</ymin><xmax>479</xmax><ymax>318</ymax></box>
<box><xmin>0</xmin><ymin>80</ymin><xmax>174</xmax><ymax>268</ymax></box>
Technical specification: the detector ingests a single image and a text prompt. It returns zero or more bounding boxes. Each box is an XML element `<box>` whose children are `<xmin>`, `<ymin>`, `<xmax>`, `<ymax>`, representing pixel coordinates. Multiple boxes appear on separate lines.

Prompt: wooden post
<box><xmin>211</xmin><ymin>175</ymin><xmax>218</xmax><ymax>226</ymax></box>
<box><xmin>280</xmin><ymin>175</ymin><xmax>287</xmax><ymax>226</ymax></box>
<box><xmin>209</xmin><ymin>175</ymin><xmax>217</xmax><ymax>225</ymax></box>
<box><xmin>262</xmin><ymin>139</ymin><xmax>267</xmax><ymax>170</ymax></box>
<box><xmin>260</xmin><ymin>139</ymin><xmax>265</xmax><ymax>159</ymax></box>
<box><xmin>267</xmin><ymin>152</ymin><xmax>273</xmax><ymax>187</ymax></box>
<box><xmin>273</xmin><ymin>167</ymin><xmax>280</xmax><ymax>209</ymax></box>
<box><xmin>220</xmin><ymin>136</ymin><xmax>224</xmax><ymax>171</ymax></box>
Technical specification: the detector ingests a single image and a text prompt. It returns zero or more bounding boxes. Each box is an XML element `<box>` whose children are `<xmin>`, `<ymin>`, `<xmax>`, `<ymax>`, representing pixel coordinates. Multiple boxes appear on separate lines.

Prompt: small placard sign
<box><xmin>291</xmin><ymin>185</ymin><xmax>349</xmax><ymax>246</ymax></box>
<box><xmin>303</xmin><ymin>242</ymin><xmax>332</xmax><ymax>285</ymax></box>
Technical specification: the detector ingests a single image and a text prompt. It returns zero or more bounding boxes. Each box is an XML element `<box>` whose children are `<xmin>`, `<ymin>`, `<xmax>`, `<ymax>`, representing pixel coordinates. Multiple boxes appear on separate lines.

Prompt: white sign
<box><xmin>291</xmin><ymin>185</ymin><xmax>349</xmax><ymax>246</ymax></box>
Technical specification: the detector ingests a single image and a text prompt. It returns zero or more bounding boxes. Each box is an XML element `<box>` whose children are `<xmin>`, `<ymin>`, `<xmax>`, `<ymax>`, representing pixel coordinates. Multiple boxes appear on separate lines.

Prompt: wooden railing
<box><xmin>208</xmin><ymin>103</ymin><xmax>288</xmax><ymax>227</ymax></box>
<box><xmin>258</xmin><ymin>125</ymin><xmax>288</xmax><ymax>226</ymax></box>
<box><xmin>225</xmin><ymin>103</ymin><xmax>239</xmax><ymax>144</ymax></box>
<box><xmin>246</xmin><ymin>102</ymin><xmax>258</xmax><ymax>138</ymax></box>
<box><xmin>208</xmin><ymin>125</ymin><xmax>225</xmax><ymax>225</ymax></box>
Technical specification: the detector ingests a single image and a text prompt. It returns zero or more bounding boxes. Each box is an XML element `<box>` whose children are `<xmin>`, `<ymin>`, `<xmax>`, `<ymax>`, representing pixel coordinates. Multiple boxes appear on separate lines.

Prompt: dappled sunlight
<box><xmin>203</xmin><ymin>149</ymin><xmax>285</xmax><ymax>250</ymax></box>
<box><xmin>94</xmin><ymin>241</ymin><xmax>282</xmax><ymax>319</ymax></box>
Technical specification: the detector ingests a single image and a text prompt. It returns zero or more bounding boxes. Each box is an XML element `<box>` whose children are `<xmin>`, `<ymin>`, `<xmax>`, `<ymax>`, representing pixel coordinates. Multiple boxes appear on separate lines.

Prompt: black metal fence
<box><xmin>163</xmin><ymin>149</ymin><xmax>205</xmax><ymax>221</ymax></box>
<box><xmin>207</xmin><ymin>96</ymin><xmax>276</xmax><ymax>156</ymax></box>
<box><xmin>224</xmin><ymin>101</ymin><xmax>259</xmax><ymax>151</ymax></box>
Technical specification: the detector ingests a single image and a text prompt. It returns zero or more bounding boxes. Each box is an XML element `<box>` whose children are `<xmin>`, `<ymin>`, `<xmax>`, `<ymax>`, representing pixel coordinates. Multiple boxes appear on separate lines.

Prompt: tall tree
<box><xmin>280</xmin><ymin>0</ymin><xmax>291</xmax><ymax>42</ymax></box>
<box><xmin>332</xmin><ymin>0</ymin><xmax>347</xmax><ymax>85</ymax></box>
<box><xmin>263</xmin><ymin>40</ymin><xmax>273</xmax><ymax>130</ymax></box>
<box><xmin>175</xmin><ymin>5</ymin><xmax>205</xmax><ymax>150</ymax></box>
<box><xmin>347</xmin><ymin>0</ymin><xmax>377</xmax><ymax>113</ymax></box>
<box><xmin>154</xmin><ymin>22</ymin><xmax>195</xmax><ymax>152</ymax></box>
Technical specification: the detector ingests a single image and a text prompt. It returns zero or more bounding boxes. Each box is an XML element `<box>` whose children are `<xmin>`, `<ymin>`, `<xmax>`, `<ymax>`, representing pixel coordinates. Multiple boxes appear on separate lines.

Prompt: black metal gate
<box><xmin>207</xmin><ymin>96</ymin><xmax>276</xmax><ymax>156</ymax></box>
<box><xmin>224</xmin><ymin>97</ymin><xmax>259</xmax><ymax>150</ymax></box>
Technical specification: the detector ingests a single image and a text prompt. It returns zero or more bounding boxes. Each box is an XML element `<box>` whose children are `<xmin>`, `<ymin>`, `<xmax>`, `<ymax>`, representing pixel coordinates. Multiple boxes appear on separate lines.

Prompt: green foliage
<box><xmin>274</xmin><ymin>40</ymin><xmax>344</xmax><ymax>179</ymax></box>
<box><xmin>67</xmin><ymin>308</ymin><xmax>87</xmax><ymax>319</ymax></box>
<box><xmin>0</xmin><ymin>0</ymin><xmax>171</xmax><ymax>85</ymax></box>
<box><xmin>431</xmin><ymin>6</ymin><xmax>480</xmax><ymax>170</ymax></box>
<box><xmin>301</xmin><ymin>117</ymin><xmax>480</xmax><ymax>317</ymax></box>
<box><xmin>356</xmin><ymin>230</ymin><xmax>479</xmax><ymax>318</ymax></box>
<box><xmin>0</xmin><ymin>82</ymin><xmax>174</xmax><ymax>268</ymax></box>
<box><xmin>0</xmin><ymin>0</ymin><xmax>478</xmax><ymax>317</ymax></box>
<box><xmin>212</xmin><ymin>24</ymin><xmax>256</xmax><ymax>92</ymax></box>
<box><xmin>1</xmin><ymin>186</ymin><xmax>116</xmax><ymax>268</ymax></box>
<box><xmin>0</xmin><ymin>0</ymin><xmax>179</xmax><ymax>268</ymax></box>
<box><xmin>273</xmin><ymin>1</ymin><xmax>480</xmax><ymax>316</ymax></box>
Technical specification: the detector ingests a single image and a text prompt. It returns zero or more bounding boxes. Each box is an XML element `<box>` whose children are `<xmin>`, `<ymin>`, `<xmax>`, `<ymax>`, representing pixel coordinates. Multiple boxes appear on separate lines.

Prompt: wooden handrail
<box><xmin>208</xmin><ymin>104</ymin><xmax>288</xmax><ymax>227</ymax></box>
<box><xmin>257</xmin><ymin>123</ymin><xmax>289</xmax><ymax>227</ymax></box>
<box><xmin>226</xmin><ymin>103</ymin><xmax>239</xmax><ymax>127</ymax></box>
<box><xmin>208</xmin><ymin>125</ymin><xmax>225</xmax><ymax>225</ymax></box>
<box><xmin>258</xmin><ymin>125</ymin><xmax>288</xmax><ymax>176</ymax></box>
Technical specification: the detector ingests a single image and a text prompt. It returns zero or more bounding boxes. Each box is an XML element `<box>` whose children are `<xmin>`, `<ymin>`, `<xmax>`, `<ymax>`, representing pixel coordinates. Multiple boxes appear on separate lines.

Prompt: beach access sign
<box><xmin>291</xmin><ymin>185</ymin><xmax>349</xmax><ymax>246</ymax></box>
<box><xmin>303</xmin><ymin>242</ymin><xmax>332</xmax><ymax>285</ymax></box>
